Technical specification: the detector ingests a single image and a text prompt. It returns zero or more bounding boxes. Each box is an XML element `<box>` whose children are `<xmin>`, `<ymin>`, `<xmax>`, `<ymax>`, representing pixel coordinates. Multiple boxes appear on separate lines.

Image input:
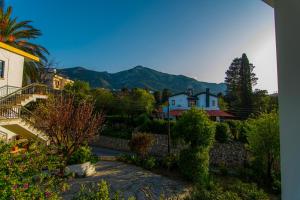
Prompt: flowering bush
<box><xmin>0</xmin><ymin>141</ymin><xmax>63</xmax><ymax>199</ymax></box>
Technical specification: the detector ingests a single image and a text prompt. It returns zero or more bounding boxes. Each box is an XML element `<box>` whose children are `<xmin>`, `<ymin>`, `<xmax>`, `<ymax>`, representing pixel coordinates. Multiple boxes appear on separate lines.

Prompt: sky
<box><xmin>7</xmin><ymin>0</ymin><xmax>277</xmax><ymax>93</ymax></box>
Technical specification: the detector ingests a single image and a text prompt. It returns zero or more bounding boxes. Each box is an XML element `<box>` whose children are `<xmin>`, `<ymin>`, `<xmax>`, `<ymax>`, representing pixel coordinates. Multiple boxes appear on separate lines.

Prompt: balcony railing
<box><xmin>0</xmin><ymin>85</ymin><xmax>20</xmax><ymax>97</ymax></box>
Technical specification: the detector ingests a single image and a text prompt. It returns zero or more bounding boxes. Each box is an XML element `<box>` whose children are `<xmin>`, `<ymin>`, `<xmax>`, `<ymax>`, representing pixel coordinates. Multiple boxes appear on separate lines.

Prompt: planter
<box><xmin>65</xmin><ymin>162</ymin><xmax>96</xmax><ymax>177</ymax></box>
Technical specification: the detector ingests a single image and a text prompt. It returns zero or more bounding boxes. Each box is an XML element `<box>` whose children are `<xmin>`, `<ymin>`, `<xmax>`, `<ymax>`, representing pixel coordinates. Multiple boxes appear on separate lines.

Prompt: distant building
<box><xmin>163</xmin><ymin>88</ymin><xmax>234</xmax><ymax>121</ymax></box>
<box><xmin>41</xmin><ymin>68</ymin><xmax>74</xmax><ymax>90</ymax></box>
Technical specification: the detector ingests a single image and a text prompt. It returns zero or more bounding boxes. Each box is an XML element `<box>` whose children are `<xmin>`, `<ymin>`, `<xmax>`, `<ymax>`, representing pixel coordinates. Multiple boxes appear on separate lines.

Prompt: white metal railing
<box><xmin>0</xmin><ymin>85</ymin><xmax>20</xmax><ymax>98</ymax></box>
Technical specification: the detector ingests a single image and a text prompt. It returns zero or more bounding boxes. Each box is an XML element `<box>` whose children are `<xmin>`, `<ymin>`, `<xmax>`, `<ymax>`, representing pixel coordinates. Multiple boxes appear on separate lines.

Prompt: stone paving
<box><xmin>62</xmin><ymin>161</ymin><xmax>191</xmax><ymax>200</ymax></box>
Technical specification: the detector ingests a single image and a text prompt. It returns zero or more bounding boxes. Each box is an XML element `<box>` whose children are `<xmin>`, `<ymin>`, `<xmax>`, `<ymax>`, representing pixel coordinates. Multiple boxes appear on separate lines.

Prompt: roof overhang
<box><xmin>0</xmin><ymin>42</ymin><xmax>40</xmax><ymax>62</ymax></box>
<box><xmin>263</xmin><ymin>0</ymin><xmax>274</xmax><ymax>8</ymax></box>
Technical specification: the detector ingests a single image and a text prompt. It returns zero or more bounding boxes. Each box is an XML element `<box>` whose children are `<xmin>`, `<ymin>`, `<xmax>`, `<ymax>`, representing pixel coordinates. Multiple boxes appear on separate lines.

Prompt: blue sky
<box><xmin>7</xmin><ymin>0</ymin><xmax>277</xmax><ymax>92</ymax></box>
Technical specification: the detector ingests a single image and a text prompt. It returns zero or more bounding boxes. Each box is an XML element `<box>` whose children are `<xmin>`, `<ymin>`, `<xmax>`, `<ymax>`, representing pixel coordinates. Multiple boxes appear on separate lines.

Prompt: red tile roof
<box><xmin>169</xmin><ymin>109</ymin><xmax>234</xmax><ymax>118</ymax></box>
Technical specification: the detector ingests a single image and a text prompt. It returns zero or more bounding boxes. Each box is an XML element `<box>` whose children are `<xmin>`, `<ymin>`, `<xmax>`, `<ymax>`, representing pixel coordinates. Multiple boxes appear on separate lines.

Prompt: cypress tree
<box><xmin>225</xmin><ymin>53</ymin><xmax>258</xmax><ymax>119</ymax></box>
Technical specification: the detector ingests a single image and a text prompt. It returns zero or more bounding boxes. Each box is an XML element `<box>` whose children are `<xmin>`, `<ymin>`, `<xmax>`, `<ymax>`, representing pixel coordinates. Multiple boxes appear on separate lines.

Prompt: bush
<box><xmin>178</xmin><ymin>148</ymin><xmax>210</xmax><ymax>184</ymax></box>
<box><xmin>161</xmin><ymin>154</ymin><xmax>179</xmax><ymax>171</ymax></box>
<box><xmin>0</xmin><ymin>141</ymin><xmax>62</xmax><ymax>199</ymax></box>
<box><xmin>139</xmin><ymin>119</ymin><xmax>175</xmax><ymax>135</ymax></box>
<box><xmin>174</xmin><ymin>108</ymin><xmax>215</xmax><ymax>148</ymax></box>
<box><xmin>101</xmin><ymin>127</ymin><xmax>132</xmax><ymax>140</ymax></box>
<box><xmin>246</xmin><ymin>112</ymin><xmax>280</xmax><ymax>188</ymax></box>
<box><xmin>189</xmin><ymin>181</ymin><xmax>269</xmax><ymax>200</ymax></box>
<box><xmin>215</xmin><ymin>123</ymin><xmax>231</xmax><ymax>143</ymax></box>
<box><xmin>73</xmin><ymin>179</ymin><xmax>136</xmax><ymax>200</ymax></box>
<box><xmin>228</xmin><ymin>181</ymin><xmax>269</xmax><ymax>200</ymax></box>
<box><xmin>129</xmin><ymin>133</ymin><xmax>154</xmax><ymax>158</ymax></box>
<box><xmin>68</xmin><ymin>146</ymin><xmax>92</xmax><ymax>165</ymax></box>
<box><xmin>142</xmin><ymin>156</ymin><xmax>157</xmax><ymax>170</ymax></box>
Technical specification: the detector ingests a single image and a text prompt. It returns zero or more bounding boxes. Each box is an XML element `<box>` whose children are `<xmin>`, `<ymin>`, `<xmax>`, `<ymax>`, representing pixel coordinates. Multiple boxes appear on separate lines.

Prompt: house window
<box><xmin>212</xmin><ymin>100</ymin><xmax>216</xmax><ymax>107</ymax></box>
<box><xmin>171</xmin><ymin>100</ymin><xmax>175</xmax><ymax>105</ymax></box>
<box><xmin>0</xmin><ymin>60</ymin><xmax>5</xmax><ymax>78</ymax></box>
<box><xmin>188</xmin><ymin>100</ymin><xmax>196</xmax><ymax>107</ymax></box>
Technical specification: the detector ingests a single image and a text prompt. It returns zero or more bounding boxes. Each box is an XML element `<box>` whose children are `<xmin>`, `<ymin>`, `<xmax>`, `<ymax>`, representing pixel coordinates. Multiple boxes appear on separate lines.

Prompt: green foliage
<box><xmin>225</xmin><ymin>53</ymin><xmax>258</xmax><ymax>119</ymax></box>
<box><xmin>92</xmin><ymin>88</ymin><xmax>115</xmax><ymax>113</ymax></box>
<box><xmin>178</xmin><ymin>148</ymin><xmax>210</xmax><ymax>184</ymax></box>
<box><xmin>189</xmin><ymin>181</ymin><xmax>269</xmax><ymax>200</ymax></box>
<box><xmin>228</xmin><ymin>181</ymin><xmax>269</xmax><ymax>200</ymax></box>
<box><xmin>215</xmin><ymin>123</ymin><xmax>231</xmax><ymax>143</ymax></box>
<box><xmin>73</xmin><ymin>180</ymin><xmax>135</xmax><ymax>200</ymax></box>
<box><xmin>161</xmin><ymin>154</ymin><xmax>179</xmax><ymax>171</ymax></box>
<box><xmin>129</xmin><ymin>133</ymin><xmax>154</xmax><ymax>158</ymax></box>
<box><xmin>174</xmin><ymin>108</ymin><xmax>215</xmax><ymax>148</ymax></box>
<box><xmin>68</xmin><ymin>146</ymin><xmax>93</xmax><ymax>165</ymax></box>
<box><xmin>142</xmin><ymin>156</ymin><xmax>157</xmax><ymax>170</ymax></box>
<box><xmin>246</xmin><ymin>112</ymin><xmax>280</xmax><ymax>186</ymax></box>
<box><xmin>0</xmin><ymin>141</ymin><xmax>62</xmax><ymax>199</ymax></box>
<box><xmin>139</xmin><ymin>119</ymin><xmax>175</xmax><ymax>135</ymax></box>
<box><xmin>253</xmin><ymin>89</ymin><xmax>279</xmax><ymax>115</ymax></box>
<box><xmin>64</xmin><ymin>80</ymin><xmax>92</xmax><ymax>102</ymax></box>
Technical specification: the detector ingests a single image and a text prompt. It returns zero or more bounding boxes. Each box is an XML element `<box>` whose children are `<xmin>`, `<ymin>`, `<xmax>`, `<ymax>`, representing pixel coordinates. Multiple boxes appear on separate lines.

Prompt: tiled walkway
<box><xmin>62</xmin><ymin>161</ymin><xmax>191</xmax><ymax>200</ymax></box>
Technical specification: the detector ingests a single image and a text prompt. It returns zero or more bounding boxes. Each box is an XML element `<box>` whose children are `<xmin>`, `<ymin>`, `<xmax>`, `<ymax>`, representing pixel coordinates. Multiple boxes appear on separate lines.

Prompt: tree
<box><xmin>175</xmin><ymin>108</ymin><xmax>215</xmax><ymax>184</ymax></box>
<box><xmin>153</xmin><ymin>91</ymin><xmax>161</xmax><ymax>105</ymax></box>
<box><xmin>225</xmin><ymin>53</ymin><xmax>258</xmax><ymax>119</ymax></box>
<box><xmin>161</xmin><ymin>88</ymin><xmax>171</xmax><ymax>104</ymax></box>
<box><xmin>246</xmin><ymin>112</ymin><xmax>280</xmax><ymax>185</ymax></box>
<box><xmin>252</xmin><ymin>89</ymin><xmax>279</xmax><ymax>115</ymax></box>
<box><xmin>64</xmin><ymin>80</ymin><xmax>92</xmax><ymax>102</ymax></box>
<box><xmin>91</xmin><ymin>88</ymin><xmax>115</xmax><ymax>113</ymax></box>
<box><xmin>0</xmin><ymin>6</ymin><xmax>49</xmax><ymax>83</ymax></box>
<box><xmin>33</xmin><ymin>96</ymin><xmax>104</xmax><ymax>169</ymax></box>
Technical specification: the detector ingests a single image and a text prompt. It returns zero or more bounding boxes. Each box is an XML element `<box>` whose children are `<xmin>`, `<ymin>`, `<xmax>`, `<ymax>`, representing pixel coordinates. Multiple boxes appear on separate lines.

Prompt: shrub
<box><xmin>228</xmin><ymin>181</ymin><xmax>269</xmax><ymax>200</ymax></box>
<box><xmin>175</xmin><ymin>108</ymin><xmax>215</xmax><ymax>185</ymax></box>
<box><xmin>174</xmin><ymin>108</ymin><xmax>215</xmax><ymax>148</ymax></box>
<box><xmin>246</xmin><ymin>112</ymin><xmax>280</xmax><ymax>187</ymax></box>
<box><xmin>142</xmin><ymin>156</ymin><xmax>157</xmax><ymax>170</ymax></box>
<box><xmin>215</xmin><ymin>123</ymin><xmax>231</xmax><ymax>143</ymax></box>
<box><xmin>178</xmin><ymin>148</ymin><xmax>210</xmax><ymax>184</ymax></box>
<box><xmin>68</xmin><ymin>146</ymin><xmax>92</xmax><ymax>165</ymax></box>
<box><xmin>139</xmin><ymin>119</ymin><xmax>175</xmax><ymax>135</ymax></box>
<box><xmin>0</xmin><ymin>141</ymin><xmax>62</xmax><ymax>199</ymax></box>
<box><xmin>161</xmin><ymin>154</ymin><xmax>179</xmax><ymax>171</ymax></box>
<box><xmin>73</xmin><ymin>179</ymin><xmax>136</xmax><ymax>200</ymax></box>
<box><xmin>189</xmin><ymin>181</ymin><xmax>269</xmax><ymax>200</ymax></box>
<box><xmin>129</xmin><ymin>133</ymin><xmax>154</xmax><ymax>158</ymax></box>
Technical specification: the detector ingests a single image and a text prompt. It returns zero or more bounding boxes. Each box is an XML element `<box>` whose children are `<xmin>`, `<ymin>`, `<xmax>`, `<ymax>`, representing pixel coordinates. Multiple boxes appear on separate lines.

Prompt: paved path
<box><xmin>91</xmin><ymin>146</ymin><xmax>131</xmax><ymax>157</ymax></box>
<box><xmin>62</xmin><ymin>161</ymin><xmax>191</xmax><ymax>200</ymax></box>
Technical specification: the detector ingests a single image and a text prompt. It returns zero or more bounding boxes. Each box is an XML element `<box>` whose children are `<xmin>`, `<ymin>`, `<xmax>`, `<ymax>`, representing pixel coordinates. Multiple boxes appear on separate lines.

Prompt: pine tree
<box><xmin>225</xmin><ymin>53</ymin><xmax>258</xmax><ymax>119</ymax></box>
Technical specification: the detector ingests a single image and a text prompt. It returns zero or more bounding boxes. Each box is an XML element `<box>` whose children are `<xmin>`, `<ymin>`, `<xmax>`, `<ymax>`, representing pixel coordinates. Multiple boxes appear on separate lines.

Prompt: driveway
<box><xmin>62</xmin><ymin>161</ymin><xmax>191</xmax><ymax>200</ymax></box>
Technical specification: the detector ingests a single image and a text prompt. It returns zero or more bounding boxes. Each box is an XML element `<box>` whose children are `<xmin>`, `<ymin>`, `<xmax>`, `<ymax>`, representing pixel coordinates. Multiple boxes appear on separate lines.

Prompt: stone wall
<box><xmin>90</xmin><ymin>134</ymin><xmax>247</xmax><ymax>167</ymax></box>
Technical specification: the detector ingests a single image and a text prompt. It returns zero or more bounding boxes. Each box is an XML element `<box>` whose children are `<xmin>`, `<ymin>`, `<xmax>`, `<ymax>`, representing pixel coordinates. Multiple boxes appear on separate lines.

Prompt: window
<box><xmin>0</xmin><ymin>60</ymin><xmax>5</xmax><ymax>78</ymax></box>
<box><xmin>171</xmin><ymin>100</ymin><xmax>175</xmax><ymax>105</ymax></box>
<box><xmin>188</xmin><ymin>100</ymin><xmax>196</xmax><ymax>107</ymax></box>
<box><xmin>212</xmin><ymin>100</ymin><xmax>216</xmax><ymax>107</ymax></box>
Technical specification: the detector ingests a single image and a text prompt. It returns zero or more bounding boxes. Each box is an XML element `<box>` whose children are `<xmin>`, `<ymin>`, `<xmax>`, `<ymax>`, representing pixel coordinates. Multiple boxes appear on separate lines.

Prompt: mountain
<box><xmin>58</xmin><ymin>66</ymin><xmax>227</xmax><ymax>94</ymax></box>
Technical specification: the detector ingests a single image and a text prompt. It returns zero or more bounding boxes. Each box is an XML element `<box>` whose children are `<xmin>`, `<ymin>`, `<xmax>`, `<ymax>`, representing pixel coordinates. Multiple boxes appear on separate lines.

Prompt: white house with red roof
<box><xmin>163</xmin><ymin>88</ymin><xmax>233</xmax><ymax>121</ymax></box>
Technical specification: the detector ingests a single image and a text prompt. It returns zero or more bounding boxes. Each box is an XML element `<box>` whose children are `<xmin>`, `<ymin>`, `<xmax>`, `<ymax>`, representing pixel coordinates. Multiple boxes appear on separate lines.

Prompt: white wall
<box><xmin>273</xmin><ymin>0</ymin><xmax>300</xmax><ymax>199</ymax></box>
<box><xmin>168</xmin><ymin>94</ymin><xmax>189</xmax><ymax>110</ymax></box>
<box><xmin>196</xmin><ymin>94</ymin><xmax>219</xmax><ymax>110</ymax></box>
<box><xmin>0</xmin><ymin>48</ymin><xmax>24</xmax><ymax>88</ymax></box>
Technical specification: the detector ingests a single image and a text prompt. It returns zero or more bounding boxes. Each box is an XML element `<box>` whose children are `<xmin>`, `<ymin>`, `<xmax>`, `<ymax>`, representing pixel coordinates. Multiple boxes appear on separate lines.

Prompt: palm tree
<box><xmin>0</xmin><ymin>6</ymin><xmax>49</xmax><ymax>84</ymax></box>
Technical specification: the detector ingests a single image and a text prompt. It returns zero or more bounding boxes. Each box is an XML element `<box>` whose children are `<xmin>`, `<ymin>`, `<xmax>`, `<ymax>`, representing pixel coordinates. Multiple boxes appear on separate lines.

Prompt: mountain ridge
<box><xmin>58</xmin><ymin>66</ymin><xmax>227</xmax><ymax>94</ymax></box>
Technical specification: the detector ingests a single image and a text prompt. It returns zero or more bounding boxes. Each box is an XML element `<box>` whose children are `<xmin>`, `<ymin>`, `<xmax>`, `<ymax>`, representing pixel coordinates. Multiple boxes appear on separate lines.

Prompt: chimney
<box><xmin>187</xmin><ymin>88</ymin><xmax>193</xmax><ymax>96</ymax></box>
<box><xmin>206</xmin><ymin>88</ymin><xmax>210</xmax><ymax>108</ymax></box>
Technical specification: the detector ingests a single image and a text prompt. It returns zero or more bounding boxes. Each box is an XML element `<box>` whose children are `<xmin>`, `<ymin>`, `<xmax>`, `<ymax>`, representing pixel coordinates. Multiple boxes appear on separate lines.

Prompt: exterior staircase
<box><xmin>0</xmin><ymin>84</ymin><xmax>49</xmax><ymax>142</ymax></box>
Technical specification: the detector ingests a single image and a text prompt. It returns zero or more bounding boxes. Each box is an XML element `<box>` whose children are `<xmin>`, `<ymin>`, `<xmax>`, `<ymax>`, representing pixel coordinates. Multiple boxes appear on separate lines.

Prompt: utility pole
<box><xmin>167</xmin><ymin>100</ymin><xmax>171</xmax><ymax>155</ymax></box>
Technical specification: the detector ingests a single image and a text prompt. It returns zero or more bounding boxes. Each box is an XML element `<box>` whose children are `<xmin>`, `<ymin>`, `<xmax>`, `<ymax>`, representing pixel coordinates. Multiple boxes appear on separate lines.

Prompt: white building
<box><xmin>164</xmin><ymin>88</ymin><xmax>233</xmax><ymax>121</ymax></box>
<box><xmin>0</xmin><ymin>42</ymin><xmax>39</xmax><ymax>96</ymax></box>
<box><xmin>0</xmin><ymin>42</ymin><xmax>48</xmax><ymax>142</ymax></box>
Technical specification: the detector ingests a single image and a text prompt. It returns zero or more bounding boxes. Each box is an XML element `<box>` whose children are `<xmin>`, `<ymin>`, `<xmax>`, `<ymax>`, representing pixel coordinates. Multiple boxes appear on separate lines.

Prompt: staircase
<box><xmin>0</xmin><ymin>84</ymin><xmax>49</xmax><ymax>142</ymax></box>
